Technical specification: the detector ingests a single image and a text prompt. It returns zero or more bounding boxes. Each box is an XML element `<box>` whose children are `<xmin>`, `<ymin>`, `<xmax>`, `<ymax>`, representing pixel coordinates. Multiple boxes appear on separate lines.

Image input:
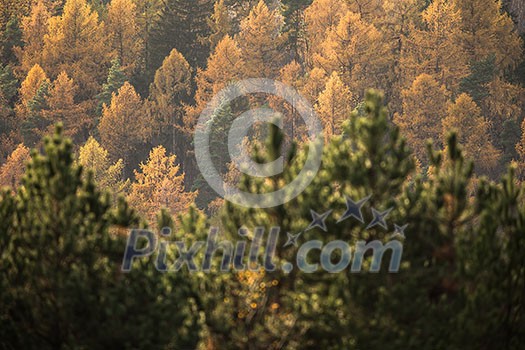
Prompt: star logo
<box><xmin>284</xmin><ymin>231</ymin><xmax>302</xmax><ymax>247</ymax></box>
<box><xmin>366</xmin><ymin>207</ymin><xmax>393</xmax><ymax>230</ymax></box>
<box><xmin>337</xmin><ymin>194</ymin><xmax>372</xmax><ymax>224</ymax></box>
<box><xmin>391</xmin><ymin>224</ymin><xmax>408</xmax><ymax>239</ymax></box>
<box><xmin>306</xmin><ymin>209</ymin><xmax>332</xmax><ymax>232</ymax></box>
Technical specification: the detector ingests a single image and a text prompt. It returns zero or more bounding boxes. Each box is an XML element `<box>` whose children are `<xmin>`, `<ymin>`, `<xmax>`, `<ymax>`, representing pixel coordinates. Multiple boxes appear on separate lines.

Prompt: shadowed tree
<box><xmin>394</xmin><ymin>73</ymin><xmax>450</xmax><ymax>164</ymax></box>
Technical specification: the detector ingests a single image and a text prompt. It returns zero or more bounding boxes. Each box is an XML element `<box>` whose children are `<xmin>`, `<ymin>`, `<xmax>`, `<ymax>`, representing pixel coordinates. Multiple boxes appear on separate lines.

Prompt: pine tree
<box><xmin>24</xmin><ymin>79</ymin><xmax>49</xmax><ymax>114</ymax></box>
<box><xmin>193</xmin><ymin>99</ymin><xmax>236</xmax><ymax>207</ymax></box>
<box><xmin>207</xmin><ymin>99</ymin><xmax>236</xmax><ymax>176</ymax></box>
<box><xmin>127</xmin><ymin>145</ymin><xmax>197</xmax><ymax>225</ymax></box>
<box><xmin>18</xmin><ymin>63</ymin><xmax>48</xmax><ymax>106</ymax></box>
<box><xmin>0</xmin><ymin>65</ymin><xmax>21</xmax><ymax>162</ymax></box>
<box><xmin>200</xmin><ymin>91</ymin><xmax>525</xmax><ymax>348</ymax></box>
<box><xmin>459</xmin><ymin>55</ymin><xmax>496</xmax><ymax>103</ymax></box>
<box><xmin>15</xmin><ymin>64</ymin><xmax>50</xmax><ymax>144</ymax></box>
<box><xmin>280</xmin><ymin>0</ymin><xmax>312</xmax><ymax>62</ymax></box>
<box><xmin>203</xmin><ymin>91</ymin><xmax>415</xmax><ymax>348</ymax></box>
<box><xmin>133</xmin><ymin>0</ymin><xmax>161</xmax><ymax>92</ymax></box>
<box><xmin>482</xmin><ymin>77</ymin><xmax>524</xmax><ymax>139</ymax></box>
<box><xmin>379</xmin><ymin>0</ymin><xmax>423</xmax><ymax>112</ymax></box>
<box><xmin>500</xmin><ymin>118</ymin><xmax>520</xmax><ymax>165</ymax></box>
<box><xmin>0</xmin><ymin>16</ymin><xmax>23</xmax><ymax>66</ymax></box>
<box><xmin>96</xmin><ymin>58</ymin><xmax>126</xmax><ymax>114</ymax></box>
<box><xmin>0</xmin><ymin>126</ymin><xmax>201</xmax><ymax>349</ymax></box>
<box><xmin>515</xmin><ymin>117</ymin><xmax>525</xmax><ymax>179</ymax></box>
<box><xmin>0</xmin><ymin>64</ymin><xmax>18</xmax><ymax>106</ymax></box>
<box><xmin>456</xmin><ymin>168</ymin><xmax>525</xmax><ymax>348</ymax></box>
<box><xmin>21</xmin><ymin>79</ymin><xmax>50</xmax><ymax>145</ymax></box>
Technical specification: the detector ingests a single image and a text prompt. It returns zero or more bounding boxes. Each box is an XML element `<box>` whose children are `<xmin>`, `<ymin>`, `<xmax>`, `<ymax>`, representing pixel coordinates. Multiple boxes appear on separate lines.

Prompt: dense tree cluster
<box><xmin>0</xmin><ymin>0</ymin><xmax>525</xmax><ymax>348</ymax></box>
<box><xmin>0</xmin><ymin>0</ymin><xmax>522</xmax><ymax>211</ymax></box>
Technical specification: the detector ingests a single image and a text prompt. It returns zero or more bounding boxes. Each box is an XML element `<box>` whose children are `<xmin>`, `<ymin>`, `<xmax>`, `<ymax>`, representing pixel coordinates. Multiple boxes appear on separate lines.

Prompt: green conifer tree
<box><xmin>96</xmin><ymin>58</ymin><xmax>127</xmax><ymax>114</ymax></box>
<box><xmin>459</xmin><ymin>55</ymin><xmax>496</xmax><ymax>104</ymax></box>
<box><xmin>0</xmin><ymin>125</ymin><xmax>202</xmax><ymax>349</ymax></box>
<box><xmin>0</xmin><ymin>16</ymin><xmax>22</xmax><ymax>65</ymax></box>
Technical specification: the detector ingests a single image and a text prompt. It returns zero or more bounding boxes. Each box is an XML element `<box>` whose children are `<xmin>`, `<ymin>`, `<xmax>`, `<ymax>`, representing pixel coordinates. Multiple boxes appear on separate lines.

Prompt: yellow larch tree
<box><xmin>401</xmin><ymin>0</ymin><xmax>468</xmax><ymax>92</ymax></box>
<box><xmin>344</xmin><ymin>0</ymin><xmax>383</xmax><ymax>21</ymax></box>
<box><xmin>15</xmin><ymin>64</ymin><xmax>50</xmax><ymax>145</ymax></box>
<box><xmin>236</xmin><ymin>0</ymin><xmax>287</xmax><ymax>79</ymax></box>
<box><xmin>98</xmin><ymin>82</ymin><xmax>147</xmax><ymax>162</ymax></box>
<box><xmin>146</xmin><ymin>48</ymin><xmax>192</xmax><ymax>159</ymax></box>
<box><xmin>0</xmin><ymin>143</ymin><xmax>30</xmax><ymax>189</ymax></box>
<box><xmin>279</xmin><ymin>60</ymin><xmax>304</xmax><ymax>90</ymax></box>
<box><xmin>442</xmin><ymin>93</ymin><xmax>501</xmax><ymax>176</ymax></box>
<box><xmin>304</xmin><ymin>0</ymin><xmax>348</xmax><ymax>65</ymax></box>
<box><xmin>482</xmin><ymin>77</ymin><xmax>524</xmax><ymax>135</ymax></box>
<box><xmin>42</xmin><ymin>0</ymin><xmax>110</xmax><ymax>100</ymax></box>
<box><xmin>315</xmin><ymin>71</ymin><xmax>353</xmax><ymax>139</ymax></box>
<box><xmin>127</xmin><ymin>145</ymin><xmax>197</xmax><ymax>225</ymax></box>
<box><xmin>19</xmin><ymin>63</ymin><xmax>48</xmax><ymax>106</ymax></box>
<box><xmin>106</xmin><ymin>0</ymin><xmax>142</xmax><ymax>74</ymax></box>
<box><xmin>453</xmin><ymin>0</ymin><xmax>523</xmax><ymax>71</ymax></box>
<box><xmin>16</xmin><ymin>0</ymin><xmax>50</xmax><ymax>76</ymax></box>
<box><xmin>189</xmin><ymin>35</ymin><xmax>245</xmax><ymax>121</ymax></box>
<box><xmin>379</xmin><ymin>0</ymin><xmax>422</xmax><ymax>113</ymax></box>
<box><xmin>43</xmin><ymin>71</ymin><xmax>89</xmax><ymax>142</ymax></box>
<box><xmin>301</xmin><ymin>67</ymin><xmax>328</xmax><ymax>106</ymax></box>
<box><xmin>15</xmin><ymin>63</ymin><xmax>50</xmax><ymax>122</ymax></box>
<box><xmin>315</xmin><ymin>11</ymin><xmax>388</xmax><ymax>99</ymax></box>
<box><xmin>78</xmin><ymin>136</ymin><xmax>129</xmax><ymax>199</ymax></box>
<box><xmin>394</xmin><ymin>73</ymin><xmax>450</xmax><ymax>164</ymax></box>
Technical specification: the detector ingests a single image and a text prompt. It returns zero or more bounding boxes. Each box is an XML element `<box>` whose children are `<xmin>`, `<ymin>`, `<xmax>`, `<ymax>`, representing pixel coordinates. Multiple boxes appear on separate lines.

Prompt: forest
<box><xmin>0</xmin><ymin>0</ymin><xmax>524</xmax><ymax>349</ymax></box>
